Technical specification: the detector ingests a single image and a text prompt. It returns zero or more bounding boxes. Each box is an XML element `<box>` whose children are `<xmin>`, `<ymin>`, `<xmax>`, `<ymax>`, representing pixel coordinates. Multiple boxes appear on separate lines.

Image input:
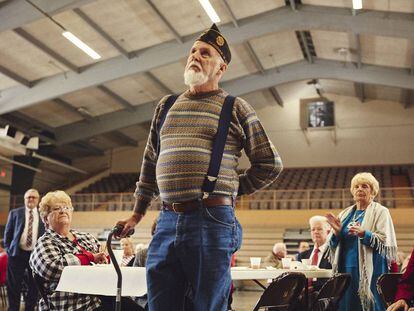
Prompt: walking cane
<box><xmin>106</xmin><ymin>225</ymin><xmax>134</xmax><ymax>311</ymax></box>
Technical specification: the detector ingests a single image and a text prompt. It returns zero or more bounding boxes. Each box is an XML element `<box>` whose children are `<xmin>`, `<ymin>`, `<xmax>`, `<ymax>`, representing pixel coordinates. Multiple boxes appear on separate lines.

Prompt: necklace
<box><xmin>348</xmin><ymin>209</ymin><xmax>365</xmax><ymax>228</ymax></box>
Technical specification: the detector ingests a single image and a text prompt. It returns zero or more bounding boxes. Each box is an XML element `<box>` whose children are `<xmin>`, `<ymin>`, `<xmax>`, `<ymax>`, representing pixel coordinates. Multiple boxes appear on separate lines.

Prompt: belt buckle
<box><xmin>171</xmin><ymin>202</ymin><xmax>182</xmax><ymax>213</ymax></box>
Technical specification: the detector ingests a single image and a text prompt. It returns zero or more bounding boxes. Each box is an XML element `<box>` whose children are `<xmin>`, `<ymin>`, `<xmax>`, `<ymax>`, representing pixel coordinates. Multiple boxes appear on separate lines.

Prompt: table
<box><xmin>56</xmin><ymin>266</ymin><xmax>146</xmax><ymax>296</ymax></box>
<box><xmin>57</xmin><ymin>265</ymin><xmax>332</xmax><ymax>297</ymax></box>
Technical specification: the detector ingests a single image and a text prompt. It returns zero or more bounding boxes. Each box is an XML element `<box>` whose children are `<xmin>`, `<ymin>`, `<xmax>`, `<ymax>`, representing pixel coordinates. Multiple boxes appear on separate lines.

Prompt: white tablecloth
<box><xmin>56</xmin><ymin>266</ymin><xmax>146</xmax><ymax>296</ymax></box>
<box><xmin>56</xmin><ymin>265</ymin><xmax>332</xmax><ymax>296</ymax></box>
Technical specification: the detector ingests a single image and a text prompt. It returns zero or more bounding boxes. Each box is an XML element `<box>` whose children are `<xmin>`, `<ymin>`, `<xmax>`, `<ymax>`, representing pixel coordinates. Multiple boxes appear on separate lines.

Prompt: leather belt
<box><xmin>163</xmin><ymin>196</ymin><xmax>233</xmax><ymax>213</ymax></box>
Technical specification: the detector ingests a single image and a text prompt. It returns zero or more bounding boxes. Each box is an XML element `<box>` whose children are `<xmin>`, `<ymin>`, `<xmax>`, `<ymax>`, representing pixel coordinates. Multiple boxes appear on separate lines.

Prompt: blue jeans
<box><xmin>146</xmin><ymin>202</ymin><xmax>242</xmax><ymax>311</ymax></box>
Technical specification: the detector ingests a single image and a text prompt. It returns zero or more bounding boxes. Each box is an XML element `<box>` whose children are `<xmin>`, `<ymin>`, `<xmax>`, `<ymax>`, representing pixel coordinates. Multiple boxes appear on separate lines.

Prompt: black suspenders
<box><xmin>156</xmin><ymin>94</ymin><xmax>236</xmax><ymax>197</ymax></box>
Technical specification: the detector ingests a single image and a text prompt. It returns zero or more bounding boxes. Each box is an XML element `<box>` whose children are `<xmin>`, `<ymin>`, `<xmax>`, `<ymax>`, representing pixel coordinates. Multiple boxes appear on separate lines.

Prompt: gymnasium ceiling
<box><xmin>0</xmin><ymin>0</ymin><xmax>413</xmax><ymax>167</ymax></box>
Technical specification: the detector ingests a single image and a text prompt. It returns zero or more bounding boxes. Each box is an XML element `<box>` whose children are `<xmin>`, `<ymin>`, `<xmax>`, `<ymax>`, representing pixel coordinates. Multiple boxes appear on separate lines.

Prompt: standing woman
<box><xmin>326</xmin><ymin>172</ymin><xmax>397</xmax><ymax>311</ymax></box>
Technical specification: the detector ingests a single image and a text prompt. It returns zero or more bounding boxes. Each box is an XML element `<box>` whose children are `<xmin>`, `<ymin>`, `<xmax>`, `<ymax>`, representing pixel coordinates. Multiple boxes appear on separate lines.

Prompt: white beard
<box><xmin>184</xmin><ymin>68</ymin><xmax>208</xmax><ymax>87</ymax></box>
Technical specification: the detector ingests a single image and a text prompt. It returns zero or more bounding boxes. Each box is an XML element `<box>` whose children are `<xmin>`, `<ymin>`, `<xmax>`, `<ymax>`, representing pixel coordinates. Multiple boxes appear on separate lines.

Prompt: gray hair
<box><xmin>273</xmin><ymin>242</ymin><xmax>286</xmax><ymax>253</ymax></box>
<box><xmin>309</xmin><ymin>215</ymin><xmax>330</xmax><ymax>230</ymax></box>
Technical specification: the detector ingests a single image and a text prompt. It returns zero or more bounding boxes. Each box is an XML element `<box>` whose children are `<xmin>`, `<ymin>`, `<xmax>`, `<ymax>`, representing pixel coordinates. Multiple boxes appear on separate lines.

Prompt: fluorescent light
<box><xmin>62</xmin><ymin>31</ymin><xmax>101</xmax><ymax>60</ymax></box>
<box><xmin>198</xmin><ymin>0</ymin><xmax>221</xmax><ymax>23</ymax></box>
<box><xmin>352</xmin><ymin>0</ymin><xmax>363</xmax><ymax>10</ymax></box>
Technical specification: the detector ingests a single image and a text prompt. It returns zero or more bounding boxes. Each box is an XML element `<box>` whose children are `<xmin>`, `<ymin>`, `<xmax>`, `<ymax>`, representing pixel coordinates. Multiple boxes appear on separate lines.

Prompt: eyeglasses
<box><xmin>50</xmin><ymin>206</ymin><xmax>74</xmax><ymax>213</ymax></box>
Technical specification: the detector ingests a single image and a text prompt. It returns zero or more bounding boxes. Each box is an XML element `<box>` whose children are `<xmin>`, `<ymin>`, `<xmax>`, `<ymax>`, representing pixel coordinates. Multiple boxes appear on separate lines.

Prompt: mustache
<box><xmin>187</xmin><ymin>60</ymin><xmax>201</xmax><ymax>70</ymax></box>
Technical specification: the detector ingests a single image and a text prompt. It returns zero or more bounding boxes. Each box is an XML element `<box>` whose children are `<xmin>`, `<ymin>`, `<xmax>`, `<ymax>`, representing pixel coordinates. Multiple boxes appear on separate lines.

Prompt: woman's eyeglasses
<box><xmin>51</xmin><ymin>206</ymin><xmax>74</xmax><ymax>213</ymax></box>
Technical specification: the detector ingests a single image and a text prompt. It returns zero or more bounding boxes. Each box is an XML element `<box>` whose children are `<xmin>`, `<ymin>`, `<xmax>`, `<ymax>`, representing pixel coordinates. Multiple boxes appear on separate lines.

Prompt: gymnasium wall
<box><xmin>71</xmin><ymin>92</ymin><xmax>414</xmax><ymax>174</ymax></box>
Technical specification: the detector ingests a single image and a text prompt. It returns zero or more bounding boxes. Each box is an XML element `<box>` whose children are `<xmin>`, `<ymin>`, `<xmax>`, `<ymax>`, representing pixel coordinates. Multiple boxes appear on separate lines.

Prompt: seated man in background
<box><xmin>297</xmin><ymin>215</ymin><xmax>332</xmax><ymax>291</ymax></box>
<box><xmin>264</xmin><ymin>242</ymin><xmax>287</xmax><ymax>268</ymax></box>
<box><xmin>387</xmin><ymin>247</ymin><xmax>414</xmax><ymax>311</ymax></box>
<box><xmin>30</xmin><ymin>190</ymin><xmax>141</xmax><ymax>311</ymax></box>
<box><xmin>295</xmin><ymin>241</ymin><xmax>310</xmax><ymax>260</ymax></box>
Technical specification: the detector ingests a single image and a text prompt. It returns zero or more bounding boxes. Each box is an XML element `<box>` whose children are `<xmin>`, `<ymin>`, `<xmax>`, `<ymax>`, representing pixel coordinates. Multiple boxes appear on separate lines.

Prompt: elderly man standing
<box><xmin>264</xmin><ymin>242</ymin><xmax>287</xmax><ymax>269</ymax></box>
<box><xmin>297</xmin><ymin>215</ymin><xmax>332</xmax><ymax>291</ymax></box>
<box><xmin>4</xmin><ymin>189</ymin><xmax>45</xmax><ymax>311</ymax></box>
<box><xmin>117</xmin><ymin>24</ymin><xmax>283</xmax><ymax>311</ymax></box>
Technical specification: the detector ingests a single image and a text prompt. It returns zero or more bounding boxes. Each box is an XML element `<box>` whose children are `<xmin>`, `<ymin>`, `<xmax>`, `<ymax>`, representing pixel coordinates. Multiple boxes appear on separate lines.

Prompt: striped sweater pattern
<box><xmin>134</xmin><ymin>89</ymin><xmax>283</xmax><ymax>214</ymax></box>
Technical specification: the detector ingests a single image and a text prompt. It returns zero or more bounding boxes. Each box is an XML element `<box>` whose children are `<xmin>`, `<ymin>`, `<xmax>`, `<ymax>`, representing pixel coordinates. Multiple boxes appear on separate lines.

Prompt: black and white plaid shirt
<box><xmin>29</xmin><ymin>228</ymin><xmax>102</xmax><ymax>310</ymax></box>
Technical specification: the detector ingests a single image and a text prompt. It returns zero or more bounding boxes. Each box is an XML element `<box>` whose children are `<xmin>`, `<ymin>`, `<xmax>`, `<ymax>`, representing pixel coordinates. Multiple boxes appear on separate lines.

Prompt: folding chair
<box><xmin>309</xmin><ymin>273</ymin><xmax>351</xmax><ymax>311</ymax></box>
<box><xmin>33</xmin><ymin>272</ymin><xmax>53</xmax><ymax>310</ymax></box>
<box><xmin>376</xmin><ymin>273</ymin><xmax>403</xmax><ymax>309</ymax></box>
<box><xmin>252</xmin><ymin>272</ymin><xmax>307</xmax><ymax>311</ymax></box>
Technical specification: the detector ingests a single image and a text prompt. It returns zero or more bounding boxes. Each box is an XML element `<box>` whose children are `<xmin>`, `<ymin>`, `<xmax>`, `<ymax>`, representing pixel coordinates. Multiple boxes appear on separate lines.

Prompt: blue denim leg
<box><xmin>146</xmin><ymin>203</ymin><xmax>242</xmax><ymax>311</ymax></box>
<box><xmin>146</xmin><ymin>209</ymin><xmax>187</xmax><ymax>311</ymax></box>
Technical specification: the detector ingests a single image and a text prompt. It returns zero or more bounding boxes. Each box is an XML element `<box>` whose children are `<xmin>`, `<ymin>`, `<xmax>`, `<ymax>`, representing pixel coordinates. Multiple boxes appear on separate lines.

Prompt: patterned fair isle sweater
<box><xmin>133</xmin><ymin>88</ymin><xmax>283</xmax><ymax>214</ymax></box>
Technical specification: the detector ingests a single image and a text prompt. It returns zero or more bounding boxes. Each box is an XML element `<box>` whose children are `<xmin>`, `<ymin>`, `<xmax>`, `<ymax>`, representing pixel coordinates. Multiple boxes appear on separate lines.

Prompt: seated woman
<box><xmin>29</xmin><ymin>190</ymin><xmax>141</xmax><ymax>311</ymax></box>
<box><xmin>120</xmin><ymin>238</ymin><xmax>135</xmax><ymax>267</ymax></box>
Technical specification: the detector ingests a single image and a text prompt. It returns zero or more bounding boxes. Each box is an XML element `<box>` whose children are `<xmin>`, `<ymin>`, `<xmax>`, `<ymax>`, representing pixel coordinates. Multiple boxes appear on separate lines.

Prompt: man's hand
<box><xmin>93</xmin><ymin>252</ymin><xmax>108</xmax><ymax>264</ymax></box>
<box><xmin>326</xmin><ymin>213</ymin><xmax>342</xmax><ymax>236</ymax></box>
<box><xmin>348</xmin><ymin>225</ymin><xmax>365</xmax><ymax>238</ymax></box>
<box><xmin>115</xmin><ymin>212</ymin><xmax>144</xmax><ymax>238</ymax></box>
<box><xmin>387</xmin><ymin>299</ymin><xmax>410</xmax><ymax>311</ymax></box>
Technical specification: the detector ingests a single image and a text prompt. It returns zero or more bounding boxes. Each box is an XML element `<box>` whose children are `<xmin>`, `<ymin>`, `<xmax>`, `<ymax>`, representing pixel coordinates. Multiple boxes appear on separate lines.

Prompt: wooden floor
<box><xmin>232</xmin><ymin>289</ymin><xmax>263</xmax><ymax>311</ymax></box>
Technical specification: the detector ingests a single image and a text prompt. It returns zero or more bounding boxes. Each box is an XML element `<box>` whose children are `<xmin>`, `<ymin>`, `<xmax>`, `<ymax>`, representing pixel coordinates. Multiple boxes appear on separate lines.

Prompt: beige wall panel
<box><xmin>249</xmin><ymin>31</ymin><xmax>304</xmax><ymax>69</ymax></box>
<box><xmin>81</xmin><ymin>0</ymin><xmax>175</xmax><ymax>52</ymax></box>
<box><xmin>20</xmin><ymin>100</ymin><xmax>84</xmax><ymax>127</ymax></box>
<box><xmin>104</xmin><ymin>74</ymin><xmax>166</xmax><ymax>106</ymax></box>
<box><xmin>61</xmin><ymin>88</ymin><xmax>124</xmax><ymax>117</ymax></box>
<box><xmin>152</xmin><ymin>0</ymin><xmax>231</xmax><ymax>36</ymax></box>
<box><xmin>244</xmin><ymin>92</ymin><xmax>414</xmax><ymax>168</ymax></box>
<box><xmin>0</xmin><ymin>30</ymin><xmax>65</xmax><ymax>81</ymax></box>
<box><xmin>23</xmin><ymin>11</ymin><xmax>119</xmax><ymax>67</ymax></box>
<box><xmin>226</xmin><ymin>0</ymin><xmax>284</xmax><ymax>19</ymax></box>
<box><xmin>361</xmin><ymin>35</ymin><xmax>412</xmax><ymax>69</ymax></box>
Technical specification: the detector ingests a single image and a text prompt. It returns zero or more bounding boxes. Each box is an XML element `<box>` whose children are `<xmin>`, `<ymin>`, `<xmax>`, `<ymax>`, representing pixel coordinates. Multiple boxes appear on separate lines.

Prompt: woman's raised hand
<box><xmin>326</xmin><ymin>213</ymin><xmax>342</xmax><ymax>236</ymax></box>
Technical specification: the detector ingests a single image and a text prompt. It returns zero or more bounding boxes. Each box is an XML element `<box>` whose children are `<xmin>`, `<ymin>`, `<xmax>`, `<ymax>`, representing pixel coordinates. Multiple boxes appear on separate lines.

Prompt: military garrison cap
<box><xmin>196</xmin><ymin>24</ymin><xmax>231</xmax><ymax>64</ymax></box>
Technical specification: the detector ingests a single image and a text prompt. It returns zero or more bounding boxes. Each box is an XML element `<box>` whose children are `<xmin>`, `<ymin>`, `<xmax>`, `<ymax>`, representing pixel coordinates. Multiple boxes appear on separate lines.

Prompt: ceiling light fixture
<box><xmin>62</xmin><ymin>31</ymin><xmax>101</xmax><ymax>60</ymax></box>
<box><xmin>352</xmin><ymin>0</ymin><xmax>363</xmax><ymax>10</ymax></box>
<box><xmin>25</xmin><ymin>0</ymin><xmax>101</xmax><ymax>60</ymax></box>
<box><xmin>198</xmin><ymin>0</ymin><xmax>221</xmax><ymax>23</ymax></box>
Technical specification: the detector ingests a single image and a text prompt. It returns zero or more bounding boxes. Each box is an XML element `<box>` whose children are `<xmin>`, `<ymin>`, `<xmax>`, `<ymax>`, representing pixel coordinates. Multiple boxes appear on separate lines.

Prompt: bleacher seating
<box><xmin>78</xmin><ymin>173</ymin><xmax>138</xmax><ymax>194</ymax></box>
<box><xmin>282</xmin><ymin>228</ymin><xmax>312</xmax><ymax>255</ymax></box>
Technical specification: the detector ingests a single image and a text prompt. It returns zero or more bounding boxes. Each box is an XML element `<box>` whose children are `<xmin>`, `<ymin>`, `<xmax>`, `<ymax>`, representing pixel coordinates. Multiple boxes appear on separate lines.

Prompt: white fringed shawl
<box><xmin>329</xmin><ymin>201</ymin><xmax>397</xmax><ymax>311</ymax></box>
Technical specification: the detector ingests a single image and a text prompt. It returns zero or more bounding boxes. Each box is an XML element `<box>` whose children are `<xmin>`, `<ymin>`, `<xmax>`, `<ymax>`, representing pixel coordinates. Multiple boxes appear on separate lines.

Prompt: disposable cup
<box><xmin>282</xmin><ymin>257</ymin><xmax>292</xmax><ymax>269</ymax></box>
<box><xmin>250</xmin><ymin>257</ymin><xmax>261</xmax><ymax>269</ymax></box>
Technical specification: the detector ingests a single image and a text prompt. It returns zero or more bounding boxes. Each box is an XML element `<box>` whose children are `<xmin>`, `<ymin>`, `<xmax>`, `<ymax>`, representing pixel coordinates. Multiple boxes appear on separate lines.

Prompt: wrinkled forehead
<box><xmin>190</xmin><ymin>41</ymin><xmax>221</xmax><ymax>57</ymax></box>
<box><xmin>311</xmin><ymin>221</ymin><xmax>324</xmax><ymax>229</ymax></box>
